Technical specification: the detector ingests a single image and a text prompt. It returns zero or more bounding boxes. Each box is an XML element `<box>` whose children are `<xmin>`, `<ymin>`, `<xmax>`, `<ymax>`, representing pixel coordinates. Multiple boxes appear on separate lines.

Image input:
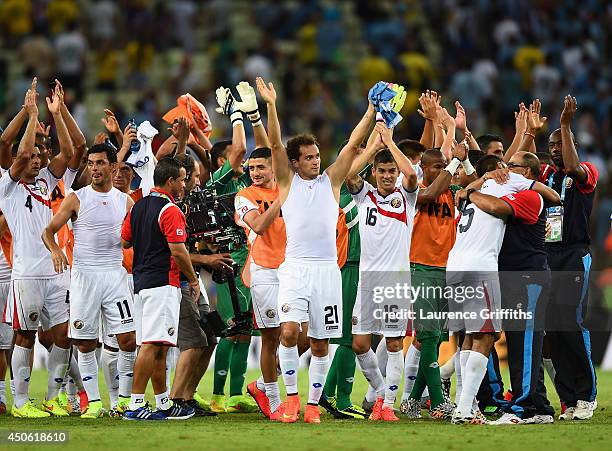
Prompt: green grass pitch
<box><xmin>1</xmin><ymin>368</ymin><xmax>610</xmax><ymax>451</ymax></box>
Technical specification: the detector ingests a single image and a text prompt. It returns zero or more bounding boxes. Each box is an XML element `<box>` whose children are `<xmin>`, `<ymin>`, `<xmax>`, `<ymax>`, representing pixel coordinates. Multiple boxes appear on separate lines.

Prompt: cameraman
<box><xmin>121</xmin><ymin>157</ymin><xmax>199</xmax><ymax>420</ymax></box>
<box><xmin>170</xmin><ymin>154</ymin><xmax>233</xmax><ymax>415</ymax></box>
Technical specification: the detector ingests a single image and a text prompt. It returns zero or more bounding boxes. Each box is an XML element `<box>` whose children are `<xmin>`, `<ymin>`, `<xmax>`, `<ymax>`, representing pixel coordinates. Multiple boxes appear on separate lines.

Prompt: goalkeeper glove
<box><xmin>234</xmin><ymin>82</ymin><xmax>262</xmax><ymax>127</ymax></box>
<box><xmin>215</xmin><ymin>86</ymin><xmax>243</xmax><ymax>127</ymax></box>
<box><xmin>387</xmin><ymin>84</ymin><xmax>406</xmax><ymax>114</ymax></box>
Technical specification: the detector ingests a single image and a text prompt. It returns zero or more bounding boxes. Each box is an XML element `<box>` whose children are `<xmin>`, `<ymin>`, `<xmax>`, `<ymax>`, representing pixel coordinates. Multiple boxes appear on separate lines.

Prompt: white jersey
<box><xmin>0</xmin><ymin>248</ymin><xmax>11</xmax><ymax>283</ymax></box>
<box><xmin>281</xmin><ymin>172</ymin><xmax>338</xmax><ymax>262</ymax></box>
<box><xmin>352</xmin><ymin>180</ymin><xmax>419</xmax><ymax>272</ymax></box>
<box><xmin>446</xmin><ymin>173</ymin><xmax>534</xmax><ymax>273</ymax></box>
<box><xmin>72</xmin><ymin>185</ymin><xmax>128</xmax><ymax>271</ymax></box>
<box><xmin>0</xmin><ymin>168</ymin><xmax>61</xmax><ymax>279</ymax></box>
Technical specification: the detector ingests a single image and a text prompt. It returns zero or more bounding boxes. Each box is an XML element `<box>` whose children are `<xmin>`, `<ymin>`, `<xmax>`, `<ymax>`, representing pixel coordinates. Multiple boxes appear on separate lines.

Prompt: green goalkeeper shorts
<box><xmin>331</xmin><ymin>263</ymin><xmax>359</xmax><ymax>347</ymax></box>
<box><xmin>215</xmin><ymin>270</ymin><xmax>258</xmax><ymax>336</ymax></box>
<box><xmin>411</xmin><ymin>263</ymin><xmax>449</xmax><ymax>342</ymax></box>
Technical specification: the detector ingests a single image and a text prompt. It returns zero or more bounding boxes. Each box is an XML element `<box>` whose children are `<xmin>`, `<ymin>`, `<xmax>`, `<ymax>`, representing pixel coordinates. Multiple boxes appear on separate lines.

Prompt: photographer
<box><xmin>121</xmin><ymin>157</ymin><xmax>199</xmax><ymax>420</ymax></box>
<box><xmin>170</xmin><ymin>153</ymin><xmax>233</xmax><ymax>415</ymax></box>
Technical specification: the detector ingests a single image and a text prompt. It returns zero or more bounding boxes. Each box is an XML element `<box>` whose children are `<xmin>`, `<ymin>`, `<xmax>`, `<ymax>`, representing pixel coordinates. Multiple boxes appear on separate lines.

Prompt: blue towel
<box><xmin>368</xmin><ymin>81</ymin><xmax>403</xmax><ymax>128</ymax></box>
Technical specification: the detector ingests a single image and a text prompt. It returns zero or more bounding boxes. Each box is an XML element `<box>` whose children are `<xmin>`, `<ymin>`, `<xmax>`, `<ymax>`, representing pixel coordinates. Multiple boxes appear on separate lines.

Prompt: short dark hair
<box><xmin>210</xmin><ymin>140</ymin><xmax>232</xmax><ymax>170</ymax></box>
<box><xmin>536</xmin><ymin>151</ymin><xmax>553</xmax><ymax>166</ymax></box>
<box><xmin>249</xmin><ymin>147</ymin><xmax>272</xmax><ymax>159</ymax></box>
<box><xmin>154</xmin><ymin>157</ymin><xmax>182</xmax><ymax>186</ymax></box>
<box><xmin>397</xmin><ymin>139</ymin><xmax>426</xmax><ymax>159</ymax></box>
<box><xmin>420</xmin><ymin>148</ymin><xmax>444</xmax><ymax>166</ymax></box>
<box><xmin>373</xmin><ymin>148</ymin><xmax>396</xmax><ymax>167</ymax></box>
<box><xmin>286</xmin><ymin>133</ymin><xmax>318</xmax><ymax>161</ymax></box>
<box><xmin>521</xmin><ymin>152</ymin><xmax>541</xmax><ymax>178</ymax></box>
<box><xmin>476</xmin><ymin>134</ymin><xmax>504</xmax><ymax>152</ymax></box>
<box><xmin>475</xmin><ymin>154</ymin><xmax>502</xmax><ymax>177</ymax></box>
<box><xmin>468</xmin><ymin>149</ymin><xmax>485</xmax><ymax>166</ymax></box>
<box><xmin>87</xmin><ymin>143</ymin><xmax>117</xmax><ymax>163</ymax></box>
<box><xmin>175</xmin><ymin>154</ymin><xmax>196</xmax><ymax>178</ymax></box>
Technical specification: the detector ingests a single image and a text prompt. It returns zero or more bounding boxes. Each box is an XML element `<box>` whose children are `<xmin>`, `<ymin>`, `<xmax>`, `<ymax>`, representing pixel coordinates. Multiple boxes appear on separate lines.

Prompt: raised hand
<box><xmin>94</xmin><ymin>132</ymin><xmax>109</xmax><ymax>145</ymax></box>
<box><xmin>215</xmin><ymin>86</ymin><xmax>235</xmax><ymax>115</ymax></box>
<box><xmin>37</xmin><ymin>121</ymin><xmax>50</xmax><ymax>137</ymax></box>
<box><xmin>235</xmin><ymin>81</ymin><xmax>259</xmax><ymax>113</ymax></box>
<box><xmin>24</xmin><ymin>87</ymin><xmax>38</xmax><ymax>117</ymax></box>
<box><xmin>176</xmin><ymin>117</ymin><xmax>190</xmax><ymax>143</ymax></box>
<box><xmin>417</xmin><ymin>89</ymin><xmax>437</xmax><ymax>120</ymax></box>
<box><xmin>46</xmin><ymin>86</ymin><xmax>61</xmax><ymax>115</ymax></box>
<box><xmin>454</xmin><ymin>100</ymin><xmax>467</xmax><ymax>132</ymax></box>
<box><xmin>560</xmin><ymin>95</ymin><xmax>577</xmax><ymax>127</ymax></box>
<box><xmin>256</xmin><ymin>77</ymin><xmax>277</xmax><ymax>104</ymax></box>
<box><xmin>101</xmin><ymin>109</ymin><xmax>120</xmax><ymax>134</ymax></box>
<box><xmin>54</xmin><ymin>79</ymin><xmax>65</xmax><ymax>104</ymax></box>
<box><xmin>452</xmin><ymin>138</ymin><xmax>469</xmax><ymax>161</ymax></box>
<box><xmin>514</xmin><ymin>102</ymin><xmax>528</xmax><ymax>134</ymax></box>
<box><xmin>122</xmin><ymin>123</ymin><xmax>137</xmax><ymax>145</ymax></box>
<box><xmin>527</xmin><ymin>99</ymin><xmax>547</xmax><ymax>132</ymax></box>
<box><xmin>439</xmin><ymin>107</ymin><xmax>455</xmax><ymax>130</ymax></box>
<box><xmin>375</xmin><ymin>122</ymin><xmax>393</xmax><ymax>146</ymax></box>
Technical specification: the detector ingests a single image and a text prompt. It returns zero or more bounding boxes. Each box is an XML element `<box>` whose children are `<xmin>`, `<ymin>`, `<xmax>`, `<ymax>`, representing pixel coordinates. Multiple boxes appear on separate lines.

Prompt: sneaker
<box><xmin>441</xmin><ymin>378</ymin><xmax>452</xmax><ymax>403</ymax></box>
<box><xmin>429</xmin><ymin>402</ymin><xmax>454</xmax><ymax>420</ymax></box>
<box><xmin>193</xmin><ymin>393</ymin><xmax>211</xmax><ymax>411</ymax></box>
<box><xmin>489</xmin><ymin>412</ymin><xmax>524</xmax><ymax>425</ymax></box>
<box><xmin>227</xmin><ymin>394</ymin><xmax>259</xmax><ymax>413</ymax></box>
<box><xmin>524</xmin><ymin>414</ymin><xmax>554</xmax><ymax>424</ymax></box>
<box><xmin>66</xmin><ymin>397</ymin><xmax>81</xmax><ymax>415</ymax></box>
<box><xmin>78</xmin><ymin>390</ymin><xmax>89</xmax><ymax>412</ymax></box>
<box><xmin>452</xmin><ymin>410</ymin><xmax>488</xmax><ymax>425</ymax></box>
<box><xmin>81</xmin><ymin>400</ymin><xmax>105</xmax><ymax>419</ymax></box>
<box><xmin>362</xmin><ymin>397</ymin><xmax>375</xmax><ymax>414</ymax></box>
<box><xmin>559</xmin><ymin>406</ymin><xmax>575</xmax><ymax>421</ymax></box>
<box><xmin>58</xmin><ymin>391</ymin><xmax>68</xmax><ymax>409</ymax></box>
<box><xmin>123</xmin><ymin>402</ymin><xmax>166</xmax><ymax>421</ymax></box>
<box><xmin>0</xmin><ymin>402</ymin><xmax>6</xmax><ymax>415</ymax></box>
<box><xmin>399</xmin><ymin>398</ymin><xmax>421</xmax><ymax>419</ymax></box>
<box><xmin>185</xmin><ymin>399</ymin><xmax>217</xmax><ymax>417</ymax></box>
<box><xmin>269</xmin><ymin>403</ymin><xmax>285</xmax><ymax>421</ymax></box>
<box><xmin>108</xmin><ymin>408</ymin><xmax>123</xmax><ymax>418</ymax></box>
<box><xmin>319</xmin><ymin>394</ymin><xmax>337</xmax><ymax>415</ymax></box>
<box><xmin>304</xmin><ymin>404</ymin><xmax>321</xmax><ymax>423</ymax></box>
<box><xmin>281</xmin><ymin>395</ymin><xmax>300</xmax><ymax>423</ymax></box>
<box><xmin>335</xmin><ymin>404</ymin><xmax>367</xmax><ymax>419</ymax></box>
<box><xmin>159</xmin><ymin>399</ymin><xmax>195</xmax><ymax>420</ymax></box>
<box><xmin>247</xmin><ymin>381</ymin><xmax>271</xmax><ymax>418</ymax></box>
<box><xmin>482</xmin><ymin>405</ymin><xmax>504</xmax><ymax>417</ymax></box>
<box><xmin>210</xmin><ymin>394</ymin><xmax>227</xmax><ymax>413</ymax></box>
<box><xmin>381</xmin><ymin>406</ymin><xmax>399</xmax><ymax>422</ymax></box>
<box><xmin>116</xmin><ymin>396</ymin><xmax>130</xmax><ymax>414</ymax></box>
<box><xmin>368</xmin><ymin>397</ymin><xmax>384</xmax><ymax>421</ymax></box>
<box><xmin>572</xmin><ymin>400</ymin><xmax>593</xmax><ymax>420</ymax></box>
<box><xmin>12</xmin><ymin>400</ymin><xmax>51</xmax><ymax>418</ymax></box>
<box><xmin>41</xmin><ymin>398</ymin><xmax>70</xmax><ymax>417</ymax></box>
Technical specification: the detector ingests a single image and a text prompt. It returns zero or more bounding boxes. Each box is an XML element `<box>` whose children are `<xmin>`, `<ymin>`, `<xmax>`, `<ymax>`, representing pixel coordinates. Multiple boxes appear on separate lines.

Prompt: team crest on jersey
<box><xmin>39</xmin><ymin>183</ymin><xmax>48</xmax><ymax>196</ymax></box>
<box><xmin>352</xmin><ymin>316</ymin><xmax>358</xmax><ymax>326</ymax></box>
<box><xmin>168</xmin><ymin>327</ymin><xmax>175</xmax><ymax>336</ymax></box>
<box><xmin>565</xmin><ymin>177</ymin><xmax>573</xmax><ymax>189</ymax></box>
<box><xmin>266</xmin><ymin>309</ymin><xmax>276</xmax><ymax>318</ymax></box>
<box><xmin>390</xmin><ymin>198</ymin><xmax>402</xmax><ymax>208</ymax></box>
<box><xmin>29</xmin><ymin>312</ymin><xmax>39</xmax><ymax>322</ymax></box>
<box><xmin>281</xmin><ymin>303</ymin><xmax>290</xmax><ymax>313</ymax></box>
<box><xmin>73</xmin><ymin>319</ymin><xmax>84</xmax><ymax>330</ymax></box>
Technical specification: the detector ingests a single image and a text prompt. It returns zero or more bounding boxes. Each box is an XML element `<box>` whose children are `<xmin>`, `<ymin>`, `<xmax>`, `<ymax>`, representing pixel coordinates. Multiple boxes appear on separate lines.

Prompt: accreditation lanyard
<box><xmin>150</xmin><ymin>190</ymin><xmax>174</xmax><ymax>203</ymax></box>
<box><xmin>545</xmin><ymin>173</ymin><xmax>566</xmax><ymax>243</ymax></box>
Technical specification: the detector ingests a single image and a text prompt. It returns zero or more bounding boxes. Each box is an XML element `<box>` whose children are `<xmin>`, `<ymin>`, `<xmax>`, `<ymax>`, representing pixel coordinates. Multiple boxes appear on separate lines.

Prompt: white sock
<box><xmin>307</xmin><ymin>355</ymin><xmax>329</xmax><ymax>404</ymax></box>
<box><xmin>10</xmin><ymin>378</ymin><xmax>15</xmax><ymax>396</ymax></box>
<box><xmin>422</xmin><ymin>386</ymin><xmax>429</xmax><ymax>399</ymax></box>
<box><xmin>543</xmin><ymin>358</ymin><xmax>556</xmax><ymax>384</ymax></box>
<box><xmin>365</xmin><ymin>386</ymin><xmax>377</xmax><ymax>403</ymax></box>
<box><xmin>356</xmin><ymin>349</ymin><xmax>385</xmax><ymax>397</ymax></box>
<box><xmin>118</xmin><ymin>350</ymin><xmax>135</xmax><ymax>399</ymax></box>
<box><xmin>78</xmin><ymin>350</ymin><xmax>100</xmax><ymax>402</ymax></box>
<box><xmin>440</xmin><ymin>351</ymin><xmax>456</xmax><ymax>379</ymax></box>
<box><xmin>401</xmin><ymin>344</ymin><xmax>421</xmax><ymax>401</ymax></box>
<box><xmin>265</xmin><ymin>381</ymin><xmax>281</xmax><ymax>413</ymax></box>
<box><xmin>0</xmin><ymin>380</ymin><xmax>5</xmax><ymax>404</ymax></box>
<box><xmin>68</xmin><ymin>350</ymin><xmax>84</xmax><ymax>391</ymax></box>
<box><xmin>101</xmin><ymin>348</ymin><xmax>119</xmax><ymax>408</ymax></box>
<box><xmin>66</xmin><ymin>378</ymin><xmax>77</xmax><ymax>403</ymax></box>
<box><xmin>454</xmin><ymin>349</ymin><xmax>463</xmax><ymax>405</ymax></box>
<box><xmin>376</xmin><ymin>342</ymin><xmax>388</xmax><ymax>377</ymax></box>
<box><xmin>129</xmin><ymin>393</ymin><xmax>145</xmax><ymax>411</ymax></box>
<box><xmin>47</xmin><ymin>346</ymin><xmax>70</xmax><ymax>400</ymax></box>
<box><xmin>457</xmin><ymin>351</ymin><xmax>488</xmax><ymax>417</ymax></box>
<box><xmin>278</xmin><ymin>344</ymin><xmax>299</xmax><ymax>395</ymax></box>
<box><xmin>384</xmin><ymin>350</ymin><xmax>403</xmax><ymax>408</ymax></box>
<box><xmin>256</xmin><ymin>375</ymin><xmax>265</xmax><ymax>392</ymax></box>
<box><xmin>155</xmin><ymin>391</ymin><xmax>171</xmax><ymax>410</ymax></box>
<box><xmin>12</xmin><ymin>346</ymin><xmax>31</xmax><ymax>408</ymax></box>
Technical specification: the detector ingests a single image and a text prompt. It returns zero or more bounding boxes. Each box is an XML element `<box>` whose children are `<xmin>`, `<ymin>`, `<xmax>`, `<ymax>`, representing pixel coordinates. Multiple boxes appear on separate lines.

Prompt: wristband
<box><xmin>246</xmin><ymin>109</ymin><xmax>262</xmax><ymax>127</ymax></box>
<box><xmin>466</xmin><ymin>188</ymin><xmax>476</xmax><ymax>202</ymax></box>
<box><xmin>230</xmin><ymin>111</ymin><xmax>243</xmax><ymax>128</ymax></box>
<box><xmin>444</xmin><ymin>157</ymin><xmax>461</xmax><ymax>175</ymax></box>
<box><xmin>375</xmin><ymin>112</ymin><xmax>385</xmax><ymax>122</ymax></box>
<box><xmin>524</xmin><ymin>131</ymin><xmax>535</xmax><ymax>138</ymax></box>
<box><xmin>461</xmin><ymin>157</ymin><xmax>476</xmax><ymax>176</ymax></box>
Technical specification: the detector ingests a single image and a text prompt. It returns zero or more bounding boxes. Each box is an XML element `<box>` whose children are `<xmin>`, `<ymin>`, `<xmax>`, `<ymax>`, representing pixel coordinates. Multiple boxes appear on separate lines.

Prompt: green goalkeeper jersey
<box><xmin>205</xmin><ymin>160</ymin><xmax>252</xmax><ymax>264</ymax></box>
<box><xmin>340</xmin><ymin>183</ymin><xmax>361</xmax><ymax>264</ymax></box>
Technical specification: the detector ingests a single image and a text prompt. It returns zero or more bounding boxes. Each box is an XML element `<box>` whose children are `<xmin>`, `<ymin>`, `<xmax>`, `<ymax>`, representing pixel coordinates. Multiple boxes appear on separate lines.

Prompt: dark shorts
<box><xmin>411</xmin><ymin>264</ymin><xmax>449</xmax><ymax>341</ymax></box>
<box><xmin>177</xmin><ymin>286</ymin><xmax>218</xmax><ymax>351</ymax></box>
<box><xmin>331</xmin><ymin>263</ymin><xmax>359</xmax><ymax>347</ymax></box>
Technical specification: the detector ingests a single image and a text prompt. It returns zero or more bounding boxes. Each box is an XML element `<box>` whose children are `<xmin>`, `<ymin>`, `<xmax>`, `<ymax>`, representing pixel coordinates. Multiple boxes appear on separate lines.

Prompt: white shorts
<box><xmin>0</xmin><ymin>281</ymin><xmax>13</xmax><ymax>349</ymax></box>
<box><xmin>447</xmin><ymin>275</ymin><xmax>502</xmax><ymax>334</ymax></box>
<box><xmin>134</xmin><ymin>285</ymin><xmax>181</xmax><ymax>346</ymax></box>
<box><xmin>352</xmin><ymin>282</ymin><xmax>409</xmax><ymax>338</ymax></box>
<box><xmin>69</xmin><ymin>268</ymin><xmax>135</xmax><ymax>340</ymax></box>
<box><xmin>277</xmin><ymin>260</ymin><xmax>342</xmax><ymax>339</ymax></box>
<box><xmin>5</xmin><ymin>273</ymin><xmax>69</xmax><ymax>331</ymax></box>
<box><xmin>250</xmin><ymin>264</ymin><xmax>280</xmax><ymax>329</ymax></box>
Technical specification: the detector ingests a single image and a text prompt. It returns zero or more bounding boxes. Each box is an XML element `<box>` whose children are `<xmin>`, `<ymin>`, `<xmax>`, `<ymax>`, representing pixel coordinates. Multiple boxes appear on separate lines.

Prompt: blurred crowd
<box><xmin>0</xmin><ymin>0</ymin><xmax>610</xmax><ymax>262</ymax></box>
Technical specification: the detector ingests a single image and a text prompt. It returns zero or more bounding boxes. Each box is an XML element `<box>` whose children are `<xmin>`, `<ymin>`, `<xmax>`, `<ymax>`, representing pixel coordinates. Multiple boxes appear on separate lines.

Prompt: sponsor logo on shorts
<box><xmin>351</xmin><ymin>316</ymin><xmax>358</xmax><ymax>326</ymax></box>
<box><xmin>312</xmin><ymin>383</ymin><xmax>322</xmax><ymax>388</ymax></box>
<box><xmin>325</xmin><ymin>325</ymin><xmax>339</xmax><ymax>330</ymax></box>
<box><xmin>28</xmin><ymin>312</ymin><xmax>38</xmax><ymax>322</ymax></box>
<box><xmin>217</xmin><ymin>370</ymin><xmax>227</xmax><ymax>376</ymax></box>
<box><xmin>285</xmin><ymin>369</ymin><xmax>296</xmax><ymax>375</ymax></box>
<box><xmin>73</xmin><ymin>320</ymin><xmax>84</xmax><ymax>330</ymax></box>
<box><xmin>121</xmin><ymin>319</ymin><xmax>134</xmax><ymax>325</ymax></box>
<box><xmin>389</xmin><ymin>385</ymin><xmax>398</xmax><ymax>391</ymax></box>
<box><xmin>565</xmin><ymin>177</ymin><xmax>573</xmax><ymax>189</ymax></box>
<box><xmin>429</xmin><ymin>362</ymin><xmax>440</xmax><ymax>369</ymax></box>
<box><xmin>168</xmin><ymin>327</ymin><xmax>175</xmax><ymax>336</ymax></box>
<box><xmin>391</xmin><ymin>198</ymin><xmax>402</xmax><ymax>208</ymax></box>
<box><xmin>265</xmin><ymin>309</ymin><xmax>276</xmax><ymax>319</ymax></box>
<box><xmin>281</xmin><ymin>303</ymin><xmax>290</xmax><ymax>313</ymax></box>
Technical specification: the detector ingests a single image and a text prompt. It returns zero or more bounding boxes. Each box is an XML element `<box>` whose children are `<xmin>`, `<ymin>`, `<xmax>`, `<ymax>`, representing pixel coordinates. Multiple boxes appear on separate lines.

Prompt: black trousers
<box><xmin>545</xmin><ymin>246</ymin><xmax>597</xmax><ymax>406</ymax></box>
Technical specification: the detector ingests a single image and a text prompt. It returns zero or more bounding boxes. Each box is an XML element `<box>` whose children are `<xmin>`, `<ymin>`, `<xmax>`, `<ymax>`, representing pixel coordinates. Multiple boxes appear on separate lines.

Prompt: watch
<box><xmin>466</xmin><ymin>188</ymin><xmax>476</xmax><ymax>202</ymax></box>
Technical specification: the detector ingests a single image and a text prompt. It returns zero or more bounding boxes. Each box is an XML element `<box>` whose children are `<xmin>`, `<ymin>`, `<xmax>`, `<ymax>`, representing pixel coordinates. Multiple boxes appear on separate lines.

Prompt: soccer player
<box><xmin>235</xmin><ymin>147</ymin><xmax>286</xmax><ymax>420</ymax></box>
<box><xmin>256</xmin><ymin>76</ymin><xmax>375</xmax><ymax>423</ymax></box>
<box><xmin>345</xmin><ymin>123</ymin><xmax>418</xmax><ymax>422</ymax></box>
<box><xmin>540</xmin><ymin>96</ymin><xmax>599</xmax><ymax>420</ymax></box>
<box><xmin>121</xmin><ymin>157</ymin><xmax>199</xmax><ymax>420</ymax></box>
<box><xmin>0</xmin><ymin>80</ymin><xmax>74</xmax><ymax>418</ymax></box>
<box><xmin>42</xmin><ymin>143</ymin><xmax>137</xmax><ymax>419</ymax></box>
